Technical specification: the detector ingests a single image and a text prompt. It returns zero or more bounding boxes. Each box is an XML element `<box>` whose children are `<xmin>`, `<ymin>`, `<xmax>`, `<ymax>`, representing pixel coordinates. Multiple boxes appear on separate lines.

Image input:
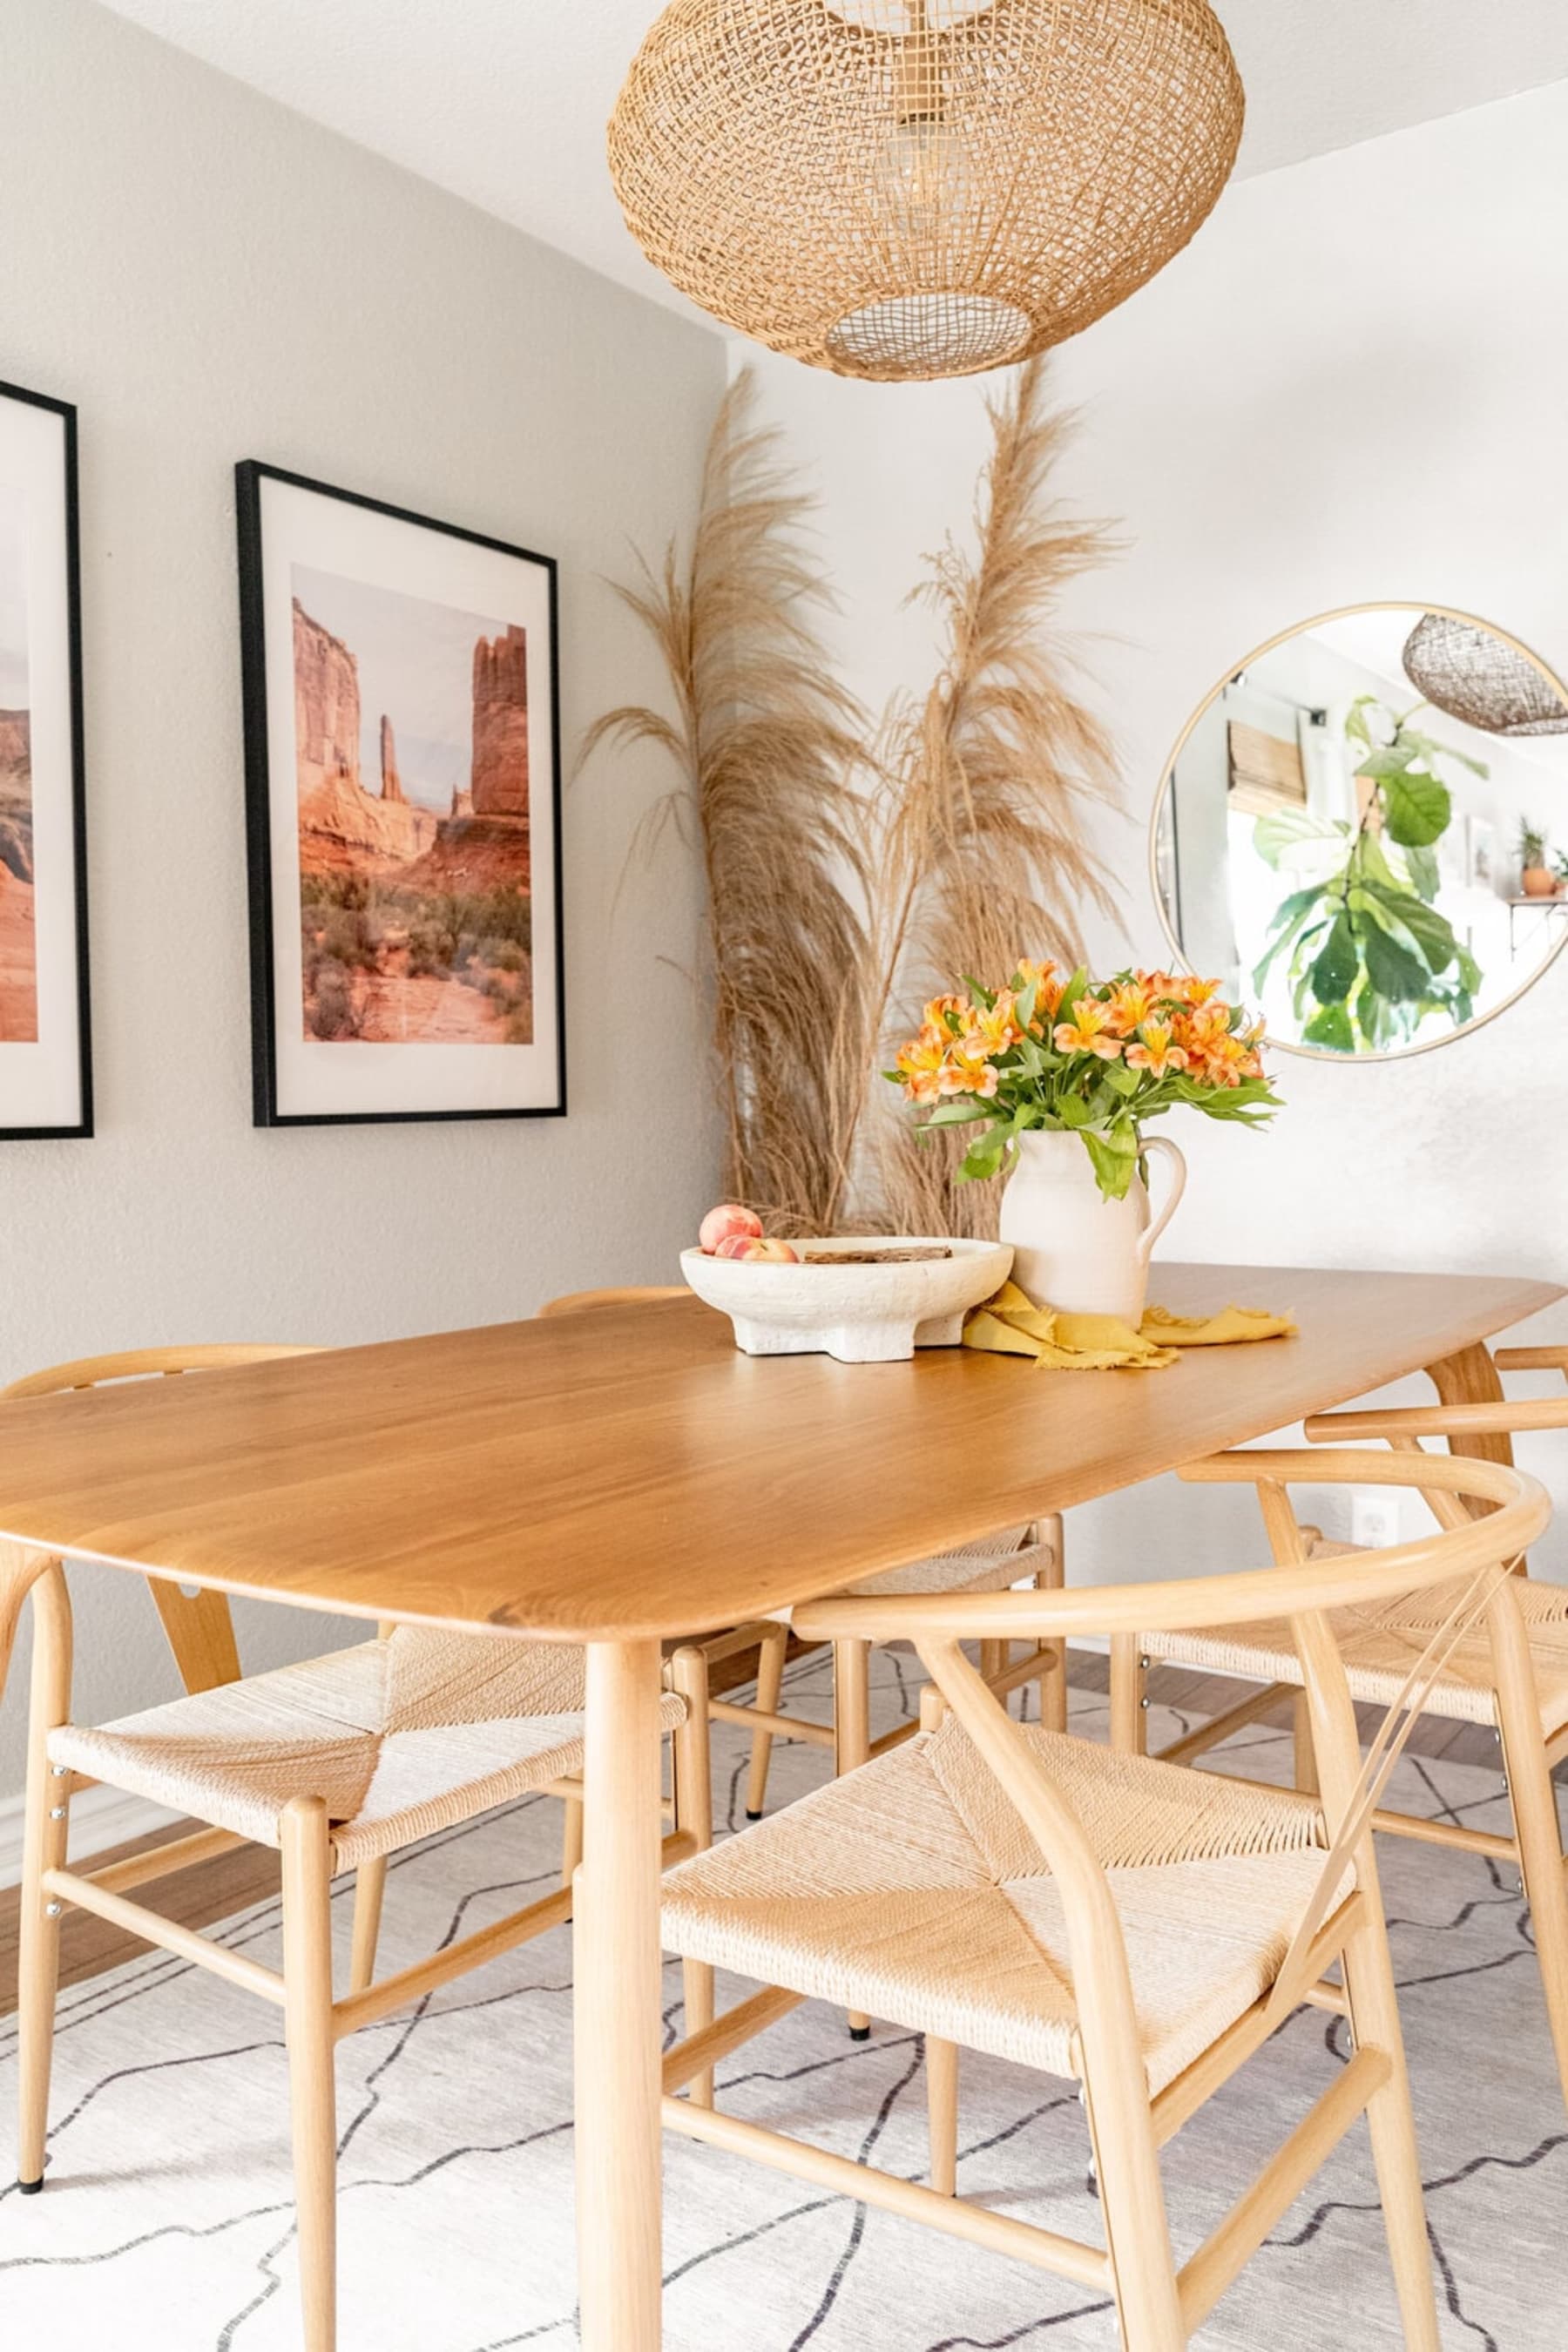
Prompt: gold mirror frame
<box><xmin>1148</xmin><ymin>600</ymin><xmax>1568</xmax><ymax>1064</ymax></box>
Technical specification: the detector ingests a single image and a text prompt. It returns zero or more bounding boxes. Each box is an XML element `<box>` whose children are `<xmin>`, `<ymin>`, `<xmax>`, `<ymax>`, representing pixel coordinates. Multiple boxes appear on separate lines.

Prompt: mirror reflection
<box><xmin>1153</xmin><ymin>605</ymin><xmax>1568</xmax><ymax>1058</ymax></box>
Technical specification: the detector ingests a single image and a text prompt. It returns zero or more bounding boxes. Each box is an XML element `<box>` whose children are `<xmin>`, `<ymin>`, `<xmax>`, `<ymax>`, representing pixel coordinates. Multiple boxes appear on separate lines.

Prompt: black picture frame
<box><xmin>0</xmin><ymin>376</ymin><xmax>91</xmax><ymax>1140</ymax></box>
<box><xmin>236</xmin><ymin>460</ymin><xmax>566</xmax><ymax>1127</ymax></box>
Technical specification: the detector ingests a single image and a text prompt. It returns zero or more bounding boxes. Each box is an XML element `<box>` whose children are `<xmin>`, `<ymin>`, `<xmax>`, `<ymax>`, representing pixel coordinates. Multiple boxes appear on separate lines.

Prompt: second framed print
<box><xmin>237</xmin><ymin>463</ymin><xmax>564</xmax><ymax>1125</ymax></box>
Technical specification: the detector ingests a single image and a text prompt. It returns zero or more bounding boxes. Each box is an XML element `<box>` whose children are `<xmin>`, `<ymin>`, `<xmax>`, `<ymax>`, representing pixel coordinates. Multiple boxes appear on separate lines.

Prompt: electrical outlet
<box><xmin>1351</xmin><ymin>1490</ymin><xmax>1402</xmax><ymax>1549</ymax></box>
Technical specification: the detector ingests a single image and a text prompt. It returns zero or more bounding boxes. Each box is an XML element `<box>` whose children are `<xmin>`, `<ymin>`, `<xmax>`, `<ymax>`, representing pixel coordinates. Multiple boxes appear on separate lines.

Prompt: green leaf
<box><xmin>1080</xmin><ymin>1127</ymin><xmax>1138</xmax><ymax>1200</ymax></box>
<box><xmin>1362</xmin><ymin>923</ymin><xmax>1429</xmax><ymax>1004</ymax></box>
<box><xmin>1456</xmin><ymin>944</ymin><xmax>1483</xmax><ymax>993</ymax></box>
<box><xmin>1401</xmin><ymin>726</ymin><xmax>1489</xmax><ymax>779</ymax></box>
<box><xmin>1302</xmin><ymin>1002</ymin><xmax>1355</xmax><ymax>1052</ymax></box>
<box><xmin>923</xmin><ymin>1098</ymin><xmax>992</xmax><ymax>1126</ymax></box>
<box><xmin>959</xmin><ymin>975</ymin><xmax>995</xmax><ymax>1010</ymax></box>
<box><xmin>1404</xmin><ymin>841</ymin><xmax>1441</xmax><ymax>902</ymax></box>
<box><xmin>1100</xmin><ymin>1060</ymin><xmax>1140</xmax><ymax>1098</ymax></box>
<box><xmin>1382</xmin><ymin>894</ymin><xmax>1458</xmax><ymax>975</ymax></box>
<box><xmin>1344</xmin><ymin>697</ymin><xmax>1375</xmax><ymax>748</ymax></box>
<box><xmin>1253</xmin><ymin>808</ymin><xmax>1344</xmax><ymax>870</ymax></box>
<box><xmin>1381</xmin><ymin>767</ymin><xmax>1452</xmax><ymax>848</ymax></box>
<box><xmin>1308</xmin><ymin>914</ymin><xmax>1358</xmax><ymax>1004</ymax></box>
<box><xmin>1056</xmin><ymin>1095</ymin><xmax>1092</xmax><ymax>1128</ymax></box>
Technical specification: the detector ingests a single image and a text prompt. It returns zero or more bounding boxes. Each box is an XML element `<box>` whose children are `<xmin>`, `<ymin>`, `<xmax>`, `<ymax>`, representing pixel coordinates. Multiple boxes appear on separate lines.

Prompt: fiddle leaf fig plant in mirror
<box><xmin>1252</xmin><ymin>696</ymin><xmax>1486</xmax><ymax>1053</ymax></box>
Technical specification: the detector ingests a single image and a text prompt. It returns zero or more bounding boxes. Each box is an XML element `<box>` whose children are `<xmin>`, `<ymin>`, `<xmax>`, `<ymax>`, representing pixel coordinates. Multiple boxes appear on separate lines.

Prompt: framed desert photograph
<box><xmin>0</xmin><ymin>378</ymin><xmax>91</xmax><ymax>1139</ymax></box>
<box><xmin>237</xmin><ymin>463</ymin><xmax>564</xmax><ymax>1125</ymax></box>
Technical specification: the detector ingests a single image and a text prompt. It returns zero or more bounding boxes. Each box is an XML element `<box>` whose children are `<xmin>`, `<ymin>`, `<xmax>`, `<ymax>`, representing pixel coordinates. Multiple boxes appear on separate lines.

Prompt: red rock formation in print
<box><xmin>380</xmin><ymin>713</ymin><xmax>406</xmax><ymax>804</ymax></box>
<box><xmin>293</xmin><ymin>602</ymin><xmax>434</xmax><ymax>871</ymax></box>
<box><xmin>470</xmin><ymin>626</ymin><xmax>530</xmax><ymax>818</ymax></box>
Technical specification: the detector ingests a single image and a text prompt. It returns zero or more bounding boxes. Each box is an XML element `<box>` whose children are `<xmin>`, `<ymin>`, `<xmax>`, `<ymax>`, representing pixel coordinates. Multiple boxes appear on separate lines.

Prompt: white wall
<box><xmin>750</xmin><ymin>77</ymin><xmax>1568</xmax><ymax>1586</ymax></box>
<box><xmin>0</xmin><ymin>0</ymin><xmax>726</xmax><ymax>1798</ymax></box>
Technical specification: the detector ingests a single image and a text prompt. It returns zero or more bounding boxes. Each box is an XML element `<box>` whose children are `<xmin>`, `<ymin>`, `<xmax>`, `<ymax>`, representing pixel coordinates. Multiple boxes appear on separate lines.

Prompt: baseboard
<box><xmin>0</xmin><ymin>1783</ymin><xmax>182</xmax><ymax>1890</ymax></box>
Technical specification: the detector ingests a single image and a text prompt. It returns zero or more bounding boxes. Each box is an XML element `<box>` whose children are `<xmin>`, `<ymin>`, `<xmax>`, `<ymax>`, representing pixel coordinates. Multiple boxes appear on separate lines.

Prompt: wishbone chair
<box><xmin>659</xmin><ymin>1449</ymin><xmax>1547</xmax><ymax>2350</ymax></box>
<box><xmin>1113</xmin><ymin>1355</ymin><xmax>1568</xmax><ymax>2107</ymax></box>
<box><xmin>540</xmin><ymin>1285</ymin><xmax>1063</xmax><ymax>2037</ymax></box>
<box><xmin>0</xmin><ymin>1346</ymin><xmax>401</xmax><ymax>1992</ymax></box>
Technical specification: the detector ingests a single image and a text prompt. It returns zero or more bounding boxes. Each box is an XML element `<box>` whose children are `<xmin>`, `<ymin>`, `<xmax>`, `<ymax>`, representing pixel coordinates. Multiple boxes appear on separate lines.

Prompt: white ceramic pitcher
<box><xmin>997</xmin><ymin>1128</ymin><xmax>1187</xmax><ymax>1326</ymax></box>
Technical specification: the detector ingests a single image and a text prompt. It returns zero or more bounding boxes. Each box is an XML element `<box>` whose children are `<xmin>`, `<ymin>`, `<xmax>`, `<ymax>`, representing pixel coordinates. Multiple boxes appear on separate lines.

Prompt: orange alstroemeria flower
<box><xmin>1105</xmin><ymin>977</ymin><xmax>1159</xmax><ymax>1035</ymax></box>
<box><xmin>1175</xmin><ymin>974</ymin><xmax>1225</xmax><ymax>1006</ymax></box>
<box><xmin>939</xmin><ymin>1037</ymin><xmax>1000</xmax><ymax>1098</ymax></box>
<box><xmin>962</xmin><ymin>990</ymin><xmax>1024</xmax><ymax>1058</ymax></box>
<box><xmin>1181</xmin><ymin>999</ymin><xmax>1233</xmax><ymax>1048</ymax></box>
<box><xmin>1014</xmin><ymin>958</ymin><xmax>1064</xmax><ymax>1025</ymax></box>
<box><xmin>1199</xmin><ymin>1031</ymin><xmax>1251</xmax><ymax>1088</ymax></box>
<box><xmin>895</xmin><ymin>1024</ymin><xmax>950</xmax><ymax>1105</ymax></box>
<box><xmin>1125</xmin><ymin>1019</ymin><xmax>1189</xmax><ymax>1078</ymax></box>
<box><xmin>1053</xmin><ymin>997</ymin><xmax>1124</xmax><ymax>1059</ymax></box>
<box><xmin>921</xmin><ymin>994</ymin><xmax>968</xmax><ymax>1037</ymax></box>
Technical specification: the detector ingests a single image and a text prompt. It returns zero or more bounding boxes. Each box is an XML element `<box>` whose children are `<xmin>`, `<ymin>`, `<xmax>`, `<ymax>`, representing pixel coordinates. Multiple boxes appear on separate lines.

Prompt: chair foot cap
<box><xmin>17</xmin><ymin>2178</ymin><xmax>43</xmax><ymax>2196</ymax></box>
<box><xmin>848</xmin><ymin>2025</ymin><xmax>871</xmax><ymax>2043</ymax></box>
<box><xmin>745</xmin><ymin>1809</ymin><xmax>764</xmax><ymax>1822</ymax></box>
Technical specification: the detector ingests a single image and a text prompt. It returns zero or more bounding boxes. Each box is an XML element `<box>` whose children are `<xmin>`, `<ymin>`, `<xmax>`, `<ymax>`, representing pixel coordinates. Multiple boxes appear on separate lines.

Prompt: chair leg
<box><xmin>1037</xmin><ymin>1514</ymin><xmax>1068</xmax><ymax>1735</ymax></box>
<box><xmin>926</xmin><ymin>2036</ymin><xmax>958</xmax><ymax>2197</ymax></box>
<box><xmin>280</xmin><ymin>1798</ymin><xmax>338</xmax><ymax>2352</ymax></box>
<box><xmin>348</xmin><ymin>1856</ymin><xmax>388</xmax><ymax>1997</ymax></box>
<box><xmin>1292</xmin><ymin>1692</ymin><xmax>1321</xmax><ymax>1797</ymax></box>
<box><xmin>17</xmin><ymin>1565</ymin><xmax>71</xmax><ymax>2195</ymax></box>
<box><xmin>745</xmin><ymin>1622</ymin><xmax>789</xmax><ymax>1821</ymax></box>
<box><xmin>560</xmin><ymin>1796</ymin><xmax>585</xmax><ymax>1890</ymax></box>
<box><xmin>1495</xmin><ymin>1673</ymin><xmax>1568</xmax><ymax>2109</ymax></box>
<box><xmin>1079</xmin><ymin>2062</ymin><xmax>1185</xmax><ymax>2350</ymax></box>
<box><xmin>1340</xmin><ymin>1889</ymin><xmax>1442</xmax><ymax>2350</ymax></box>
<box><xmin>668</xmin><ymin>1646</ymin><xmax>716</xmax><ymax>2106</ymax></box>
<box><xmin>1108</xmin><ymin>1634</ymin><xmax>1146</xmax><ymax>1755</ymax></box>
<box><xmin>834</xmin><ymin>1639</ymin><xmax>873</xmax><ymax>2040</ymax></box>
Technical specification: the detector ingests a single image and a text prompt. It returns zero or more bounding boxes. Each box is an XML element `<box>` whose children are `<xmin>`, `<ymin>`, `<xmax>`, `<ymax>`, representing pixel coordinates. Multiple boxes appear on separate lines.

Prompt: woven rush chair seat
<box><xmin>662</xmin><ymin>1714</ymin><xmax>1333</xmax><ymax>2097</ymax></box>
<box><xmin>51</xmin><ymin>1625</ymin><xmax>686</xmax><ymax>1870</ymax></box>
<box><xmin>1145</xmin><ymin>1553</ymin><xmax>1568</xmax><ymax>1734</ymax></box>
<box><xmin>828</xmin><ymin>1525</ymin><xmax>1037</xmax><ymax>1601</ymax></box>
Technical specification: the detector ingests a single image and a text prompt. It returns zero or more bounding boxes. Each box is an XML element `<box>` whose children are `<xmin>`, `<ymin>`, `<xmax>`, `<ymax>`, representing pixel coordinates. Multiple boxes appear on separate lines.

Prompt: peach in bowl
<box><xmin>680</xmin><ymin>1233</ymin><xmax>1012</xmax><ymax>1363</ymax></box>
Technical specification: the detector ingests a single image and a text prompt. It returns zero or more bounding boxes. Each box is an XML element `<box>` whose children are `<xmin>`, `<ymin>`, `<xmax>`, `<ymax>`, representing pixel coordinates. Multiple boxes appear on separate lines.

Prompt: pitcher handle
<box><xmin>1136</xmin><ymin>1137</ymin><xmax>1187</xmax><ymax>1264</ymax></box>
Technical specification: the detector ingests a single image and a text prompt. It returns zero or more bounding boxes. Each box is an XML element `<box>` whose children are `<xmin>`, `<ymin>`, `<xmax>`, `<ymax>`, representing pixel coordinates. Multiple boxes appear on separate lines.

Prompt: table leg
<box><xmin>575</xmin><ymin>1639</ymin><xmax>666</xmax><ymax>2351</ymax></box>
<box><xmin>0</xmin><ymin>1541</ymin><xmax>52</xmax><ymax>1714</ymax></box>
<box><xmin>1426</xmin><ymin>1343</ymin><xmax>1511</xmax><ymax>1465</ymax></box>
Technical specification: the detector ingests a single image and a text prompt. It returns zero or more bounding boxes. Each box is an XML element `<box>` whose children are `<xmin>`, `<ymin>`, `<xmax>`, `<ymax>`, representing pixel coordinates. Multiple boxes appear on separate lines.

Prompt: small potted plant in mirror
<box><xmin>1520</xmin><ymin>821</ymin><xmax>1558</xmax><ymax>897</ymax></box>
<box><xmin>889</xmin><ymin>964</ymin><xmax>1280</xmax><ymax>1325</ymax></box>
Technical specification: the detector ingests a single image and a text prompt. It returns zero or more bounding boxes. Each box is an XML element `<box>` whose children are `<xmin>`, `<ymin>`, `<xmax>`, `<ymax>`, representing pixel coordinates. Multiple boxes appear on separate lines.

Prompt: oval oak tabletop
<box><xmin>0</xmin><ymin>1263</ymin><xmax>1558</xmax><ymax>1643</ymax></box>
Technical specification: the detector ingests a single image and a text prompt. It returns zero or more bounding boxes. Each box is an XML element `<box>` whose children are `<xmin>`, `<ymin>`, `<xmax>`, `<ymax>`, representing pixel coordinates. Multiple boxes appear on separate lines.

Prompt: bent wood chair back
<box><xmin>2</xmin><ymin>1346</ymin><xmax>318</xmax><ymax>1696</ymax></box>
<box><xmin>769</xmin><ymin>1450</ymin><xmax>1548</xmax><ymax>2347</ymax></box>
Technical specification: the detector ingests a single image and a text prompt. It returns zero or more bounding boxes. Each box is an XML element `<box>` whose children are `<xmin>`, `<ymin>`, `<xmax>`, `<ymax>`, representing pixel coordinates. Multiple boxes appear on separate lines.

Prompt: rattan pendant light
<box><xmin>1402</xmin><ymin>612</ymin><xmax>1568</xmax><ymax>738</ymax></box>
<box><xmin>608</xmin><ymin>0</ymin><xmax>1245</xmax><ymax>382</ymax></box>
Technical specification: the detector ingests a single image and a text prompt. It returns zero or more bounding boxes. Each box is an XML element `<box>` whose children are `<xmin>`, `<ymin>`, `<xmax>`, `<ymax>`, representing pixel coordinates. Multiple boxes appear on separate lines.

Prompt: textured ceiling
<box><xmin>100</xmin><ymin>0</ymin><xmax>1568</xmax><ymax>319</ymax></box>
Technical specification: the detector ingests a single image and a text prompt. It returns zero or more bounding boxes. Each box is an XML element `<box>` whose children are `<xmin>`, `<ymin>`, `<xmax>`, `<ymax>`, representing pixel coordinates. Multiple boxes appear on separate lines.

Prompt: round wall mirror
<box><xmin>1151</xmin><ymin>604</ymin><xmax>1568</xmax><ymax>1059</ymax></box>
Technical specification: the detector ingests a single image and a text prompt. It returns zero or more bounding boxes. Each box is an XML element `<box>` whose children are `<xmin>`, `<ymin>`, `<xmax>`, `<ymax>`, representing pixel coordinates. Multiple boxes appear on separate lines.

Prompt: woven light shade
<box><xmin>608</xmin><ymin>0</ymin><xmax>1246</xmax><ymax>382</ymax></box>
<box><xmin>1402</xmin><ymin>612</ymin><xmax>1568</xmax><ymax>739</ymax></box>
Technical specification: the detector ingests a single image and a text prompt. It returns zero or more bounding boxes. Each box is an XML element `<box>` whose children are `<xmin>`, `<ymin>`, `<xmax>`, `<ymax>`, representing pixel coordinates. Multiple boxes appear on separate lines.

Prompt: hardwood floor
<box><xmin>0</xmin><ymin>1650</ymin><xmax>1524</xmax><ymax>2020</ymax></box>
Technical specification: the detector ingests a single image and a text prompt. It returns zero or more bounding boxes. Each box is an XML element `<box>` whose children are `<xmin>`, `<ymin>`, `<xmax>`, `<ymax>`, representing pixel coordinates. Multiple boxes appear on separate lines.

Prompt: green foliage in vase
<box><xmin>1253</xmin><ymin>696</ymin><xmax>1485</xmax><ymax>1054</ymax></box>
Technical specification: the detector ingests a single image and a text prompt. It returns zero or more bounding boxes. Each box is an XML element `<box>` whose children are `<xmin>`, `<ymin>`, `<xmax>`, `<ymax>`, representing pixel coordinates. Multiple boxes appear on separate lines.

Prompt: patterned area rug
<box><xmin>0</xmin><ymin>1652</ymin><xmax>1563</xmax><ymax>2351</ymax></box>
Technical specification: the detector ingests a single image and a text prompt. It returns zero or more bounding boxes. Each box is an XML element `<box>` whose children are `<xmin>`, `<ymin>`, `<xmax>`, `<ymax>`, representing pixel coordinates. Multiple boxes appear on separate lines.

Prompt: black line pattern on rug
<box><xmin>785</xmin><ymin>2042</ymin><xmax>927</xmax><ymax>2349</ymax></box>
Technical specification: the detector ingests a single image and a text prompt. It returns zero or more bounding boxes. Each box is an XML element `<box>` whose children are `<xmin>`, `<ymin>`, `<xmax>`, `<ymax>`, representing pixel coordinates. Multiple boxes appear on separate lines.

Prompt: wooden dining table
<box><xmin>0</xmin><ymin>1259</ymin><xmax>1558</xmax><ymax>2347</ymax></box>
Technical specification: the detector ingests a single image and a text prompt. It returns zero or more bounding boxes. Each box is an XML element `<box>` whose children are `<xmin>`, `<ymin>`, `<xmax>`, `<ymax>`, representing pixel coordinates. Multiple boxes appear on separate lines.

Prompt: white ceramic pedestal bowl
<box><xmin>679</xmin><ymin>1236</ymin><xmax>1013</xmax><ymax>1364</ymax></box>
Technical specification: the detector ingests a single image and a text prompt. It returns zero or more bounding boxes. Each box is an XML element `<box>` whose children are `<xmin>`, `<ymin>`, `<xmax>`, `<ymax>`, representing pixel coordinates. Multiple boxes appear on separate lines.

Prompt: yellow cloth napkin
<box><xmin>963</xmin><ymin>1281</ymin><xmax>1297</xmax><ymax>1371</ymax></box>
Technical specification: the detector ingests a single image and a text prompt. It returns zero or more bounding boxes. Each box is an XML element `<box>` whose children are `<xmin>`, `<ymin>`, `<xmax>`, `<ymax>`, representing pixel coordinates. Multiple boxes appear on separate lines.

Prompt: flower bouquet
<box><xmin>889</xmin><ymin>963</ymin><xmax>1280</xmax><ymax>1201</ymax></box>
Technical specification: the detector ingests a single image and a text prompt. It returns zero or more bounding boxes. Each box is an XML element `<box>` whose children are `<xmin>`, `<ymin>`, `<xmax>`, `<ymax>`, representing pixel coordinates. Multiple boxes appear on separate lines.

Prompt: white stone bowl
<box><xmin>679</xmin><ymin>1235</ymin><xmax>1013</xmax><ymax>1363</ymax></box>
